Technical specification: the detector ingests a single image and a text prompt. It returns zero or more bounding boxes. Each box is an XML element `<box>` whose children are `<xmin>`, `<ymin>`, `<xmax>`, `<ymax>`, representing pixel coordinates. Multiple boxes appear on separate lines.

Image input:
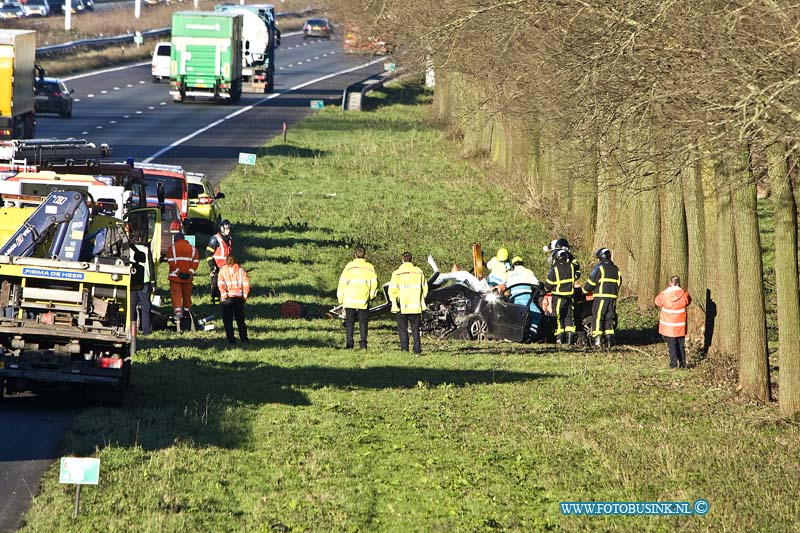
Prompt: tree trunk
<box><xmin>715</xmin><ymin>161</ymin><xmax>739</xmax><ymax>356</ymax></box>
<box><xmin>636</xmin><ymin>159</ymin><xmax>661</xmax><ymax>309</ymax></box>
<box><xmin>682</xmin><ymin>157</ymin><xmax>706</xmax><ymax>342</ymax></box>
<box><xmin>700</xmin><ymin>153</ymin><xmax>720</xmax><ymax>353</ymax></box>
<box><xmin>767</xmin><ymin>143</ymin><xmax>800</xmax><ymax>417</ymax></box>
<box><xmin>662</xmin><ymin>164</ymin><xmax>688</xmax><ymax>286</ymax></box>
<box><xmin>733</xmin><ymin>145</ymin><xmax>770</xmax><ymax>402</ymax></box>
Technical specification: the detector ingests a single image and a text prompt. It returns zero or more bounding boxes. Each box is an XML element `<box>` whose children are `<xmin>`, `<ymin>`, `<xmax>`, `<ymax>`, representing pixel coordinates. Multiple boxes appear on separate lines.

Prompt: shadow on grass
<box><xmin>257</xmin><ymin>144</ymin><xmax>328</xmax><ymax>158</ymax></box>
<box><xmin>58</xmin><ymin>358</ymin><xmax>555</xmax><ymax>456</ymax></box>
<box><xmin>363</xmin><ymin>81</ymin><xmax>431</xmax><ymax>111</ymax></box>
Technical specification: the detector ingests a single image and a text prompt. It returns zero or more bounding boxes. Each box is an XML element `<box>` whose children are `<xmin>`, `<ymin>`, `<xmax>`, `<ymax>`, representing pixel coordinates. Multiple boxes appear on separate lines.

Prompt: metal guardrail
<box><xmin>36</xmin><ymin>8</ymin><xmax>317</xmax><ymax>55</ymax></box>
<box><xmin>341</xmin><ymin>67</ymin><xmax>402</xmax><ymax>112</ymax></box>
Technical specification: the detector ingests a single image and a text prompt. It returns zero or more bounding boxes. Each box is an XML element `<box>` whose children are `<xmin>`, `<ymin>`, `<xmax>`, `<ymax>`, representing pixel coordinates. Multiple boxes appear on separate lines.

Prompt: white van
<box><xmin>151</xmin><ymin>42</ymin><xmax>171</xmax><ymax>83</ymax></box>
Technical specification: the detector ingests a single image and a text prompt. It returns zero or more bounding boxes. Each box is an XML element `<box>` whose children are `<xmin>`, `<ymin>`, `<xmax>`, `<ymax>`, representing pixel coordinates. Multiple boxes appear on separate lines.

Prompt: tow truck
<box><xmin>0</xmin><ymin>140</ymin><xmax>161</xmax><ymax>399</ymax></box>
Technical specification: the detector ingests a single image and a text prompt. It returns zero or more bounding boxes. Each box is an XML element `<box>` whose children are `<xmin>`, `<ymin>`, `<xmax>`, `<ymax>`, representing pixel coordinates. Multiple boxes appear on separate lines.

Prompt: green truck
<box><xmin>169</xmin><ymin>12</ymin><xmax>243</xmax><ymax>103</ymax></box>
<box><xmin>0</xmin><ymin>30</ymin><xmax>36</xmax><ymax>139</ymax></box>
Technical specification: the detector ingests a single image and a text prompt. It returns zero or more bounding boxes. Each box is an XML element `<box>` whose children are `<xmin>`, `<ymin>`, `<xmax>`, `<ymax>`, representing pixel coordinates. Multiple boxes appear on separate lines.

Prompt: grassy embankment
<box><xmin>6</xmin><ymin>0</ymin><xmax>311</xmax><ymax>76</ymax></box>
<box><xmin>19</xmin><ymin>84</ymin><xmax>800</xmax><ymax>532</ymax></box>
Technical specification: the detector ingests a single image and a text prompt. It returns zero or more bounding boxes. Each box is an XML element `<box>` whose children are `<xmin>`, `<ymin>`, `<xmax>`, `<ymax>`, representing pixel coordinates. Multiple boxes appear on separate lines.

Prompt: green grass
<box><xmin>19</xmin><ymin>83</ymin><xmax>800</xmax><ymax>532</ymax></box>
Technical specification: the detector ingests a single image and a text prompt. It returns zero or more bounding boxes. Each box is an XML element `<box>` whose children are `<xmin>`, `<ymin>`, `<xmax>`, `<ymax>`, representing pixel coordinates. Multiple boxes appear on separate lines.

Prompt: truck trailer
<box><xmin>216</xmin><ymin>3</ymin><xmax>281</xmax><ymax>93</ymax></box>
<box><xmin>170</xmin><ymin>12</ymin><xmax>244</xmax><ymax>103</ymax></box>
<box><xmin>0</xmin><ymin>30</ymin><xmax>36</xmax><ymax>139</ymax></box>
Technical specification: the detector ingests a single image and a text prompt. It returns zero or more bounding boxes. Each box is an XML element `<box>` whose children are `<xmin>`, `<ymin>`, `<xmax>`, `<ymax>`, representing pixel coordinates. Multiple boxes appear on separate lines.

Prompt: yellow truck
<box><xmin>0</xmin><ymin>30</ymin><xmax>36</xmax><ymax>139</ymax></box>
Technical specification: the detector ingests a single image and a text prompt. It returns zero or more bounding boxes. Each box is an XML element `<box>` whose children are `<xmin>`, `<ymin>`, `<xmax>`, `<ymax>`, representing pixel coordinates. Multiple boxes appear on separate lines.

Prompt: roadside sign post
<box><xmin>310</xmin><ymin>100</ymin><xmax>324</xmax><ymax>109</ymax></box>
<box><xmin>59</xmin><ymin>457</ymin><xmax>100</xmax><ymax>518</ymax></box>
<box><xmin>283</xmin><ymin>122</ymin><xmax>287</xmax><ymax>143</ymax></box>
<box><xmin>238</xmin><ymin>152</ymin><xmax>256</xmax><ymax>176</ymax></box>
<box><xmin>134</xmin><ymin>32</ymin><xmax>143</xmax><ymax>49</ymax></box>
<box><xmin>384</xmin><ymin>62</ymin><xmax>396</xmax><ymax>72</ymax></box>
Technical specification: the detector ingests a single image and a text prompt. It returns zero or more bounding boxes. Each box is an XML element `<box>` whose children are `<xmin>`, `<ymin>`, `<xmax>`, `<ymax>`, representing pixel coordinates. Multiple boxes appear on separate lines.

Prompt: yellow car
<box><xmin>186</xmin><ymin>172</ymin><xmax>224</xmax><ymax>233</ymax></box>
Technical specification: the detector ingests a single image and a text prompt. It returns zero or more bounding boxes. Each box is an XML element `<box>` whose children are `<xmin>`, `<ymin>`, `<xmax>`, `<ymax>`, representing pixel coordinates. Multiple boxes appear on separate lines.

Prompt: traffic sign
<box><xmin>310</xmin><ymin>100</ymin><xmax>324</xmax><ymax>109</ymax></box>
<box><xmin>238</xmin><ymin>152</ymin><xmax>257</xmax><ymax>165</ymax></box>
<box><xmin>384</xmin><ymin>62</ymin><xmax>396</xmax><ymax>71</ymax></box>
<box><xmin>59</xmin><ymin>457</ymin><xmax>100</xmax><ymax>485</ymax></box>
<box><xmin>133</xmin><ymin>32</ymin><xmax>143</xmax><ymax>46</ymax></box>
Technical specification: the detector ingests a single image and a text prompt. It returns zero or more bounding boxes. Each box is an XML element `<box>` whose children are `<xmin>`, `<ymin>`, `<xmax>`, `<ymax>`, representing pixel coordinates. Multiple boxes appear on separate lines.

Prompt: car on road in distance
<box><xmin>148</xmin><ymin>200</ymin><xmax>183</xmax><ymax>260</ymax></box>
<box><xmin>151</xmin><ymin>42</ymin><xmax>171</xmax><ymax>83</ymax></box>
<box><xmin>46</xmin><ymin>0</ymin><xmax>62</xmax><ymax>14</ymax></box>
<box><xmin>0</xmin><ymin>2</ymin><xmax>25</xmax><ymax>19</ymax></box>
<box><xmin>303</xmin><ymin>18</ymin><xmax>333</xmax><ymax>39</ymax></box>
<box><xmin>22</xmin><ymin>0</ymin><xmax>49</xmax><ymax>17</ymax></box>
<box><xmin>34</xmin><ymin>77</ymin><xmax>74</xmax><ymax>118</ymax></box>
<box><xmin>186</xmin><ymin>171</ymin><xmax>223</xmax><ymax>233</ymax></box>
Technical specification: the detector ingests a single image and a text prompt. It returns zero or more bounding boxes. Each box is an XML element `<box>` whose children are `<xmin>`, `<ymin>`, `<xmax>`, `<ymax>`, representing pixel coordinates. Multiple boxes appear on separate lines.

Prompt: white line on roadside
<box><xmin>136</xmin><ymin>110</ymin><xmax>142</xmax><ymax>114</ymax></box>
<box><xmin>87</xmin><ymin>94</ymin><xmax>95</xmax><ymax>98</ymax></box>
<box><xmin>100</xmin><ymin>90</ymin><xmax>108</xmax><ymax>94</ymax></box>
<box><xmin>126</xmin><ymin>84</ymin><xmax>133</xmax><ymax>87</ymax></box>
<box><xmin>143</xmin><ymin>57</ymin><xmax>387</xmax><ymax>163</ymax></box>
<box><xmin>81</xmin><ymin>131</ymin><xmax>88</xmax><ymax>135</ymax></box>
<box><xmin>74</xmin><ymin>98</ymin><xmax>81</xmax><ymax>102</ymax></box>
<box><xmin>123</xmin><ymin>115</ymin><xmax>130</xmax><ymax>119</ymax></box>
<box><xmin>160</xmin><ymin>102</ymin><xmax>166</xmax><ymax>106</ymax></box>
<box><xmin>139</xmin><ymin>81</ymin><xmax>146</xmax><ymax>84</ymax></box>
<box><xmin>62</xmin><ymin>61</ymin><xmax>150</xmax><ymax>82</ymax></box>
<box><xmin>96</xmin><ymin>126</ymin><xmax>103</xmax><ymax>129</ymax></box>
<box><xmin>109</xmin><ymin>120</ymin><xmax>117</xmax><ymax>124</ymax></box>
<box><xmin>113</xmin><ymin>87</ymin><xmax>120</xmax><ymax>90</ymax></box>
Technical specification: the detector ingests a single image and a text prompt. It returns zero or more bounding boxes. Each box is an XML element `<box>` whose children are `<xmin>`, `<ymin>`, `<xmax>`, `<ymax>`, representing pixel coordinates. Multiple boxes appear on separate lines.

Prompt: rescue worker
<box><xmin>218</xmin><ymin>254</ymin><xmax>250</xmax><ymax>345</ymax></box>
<box><xmin>337</xmin><ymin>245</ymin><xmax>379</xmax><ymax>350</ymax></box>
<box><xmin>486</xmin><ymin>247</ymin><xmax>511</xmax><ymax>287</ymax></box>
<box><xmin>506</xmin><ymin>256</ymin><xmax>539</xmax><ymax>307</ymax></box>
<box><xmin>543</xmin><ymin>237</ymin><xmax>581</xmax><ymax>277</ymax></box>
<box><xmin>129</xmin><ymin>230</ymin><xmax>155</xmax><ymax>335</ymax></box>
<box><xmin>543</xmin><ymin>249</ymin><xmax>578</xmax><ymax>344</ymax></box>
<box><xmin>582</xmin><ymin>247</ymin><xmax>622</xmax><ymax>348</ymax></box>
<box><xmin>167</xmin><ymin>232</ymin><xmax>199</xmax><ymax>322</ymax></box>
<box><xmin>655</xmin><ymin>276</ymin><xmax>692</xmax><ymax>369</ymax></box>
<box><xmin>388</xmin><ymin>251</ymin><xmax>428</xmax><ymax>354</ymax></box>
<box><xmin>207</xmin><ymin>220</ymin><xmax>233</xmax><ymax>305</ymax></box>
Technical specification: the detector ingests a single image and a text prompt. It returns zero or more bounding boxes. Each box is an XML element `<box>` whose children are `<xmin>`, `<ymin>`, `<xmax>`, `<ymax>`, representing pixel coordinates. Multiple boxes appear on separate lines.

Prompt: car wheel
<box><xmin>465</xmin><ymin>314</ymin><xmax>489</xmax><ymax>341</ymax></box>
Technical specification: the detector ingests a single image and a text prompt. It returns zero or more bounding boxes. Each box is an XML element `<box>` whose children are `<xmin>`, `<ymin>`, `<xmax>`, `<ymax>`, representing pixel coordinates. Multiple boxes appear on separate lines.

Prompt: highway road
<box><xmin>0</xmin><ymin>32</ymin><xmax>385</xmax><ymax>532</ymax></box>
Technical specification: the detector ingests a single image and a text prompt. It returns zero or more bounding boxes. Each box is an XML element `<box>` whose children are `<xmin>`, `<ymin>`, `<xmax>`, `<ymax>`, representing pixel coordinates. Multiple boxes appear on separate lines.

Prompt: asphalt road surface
<box><xmin>0</xmin><ymin>33</ymin><xmax>385</xmax><ymax>533</ymax></box>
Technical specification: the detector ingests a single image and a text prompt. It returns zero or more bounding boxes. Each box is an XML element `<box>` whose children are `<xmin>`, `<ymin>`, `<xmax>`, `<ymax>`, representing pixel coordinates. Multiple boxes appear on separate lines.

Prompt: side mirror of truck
<box><xmin>157</xmin><ymin>181</ymin><xmax>165</xmax><ymax>206</ymax></box>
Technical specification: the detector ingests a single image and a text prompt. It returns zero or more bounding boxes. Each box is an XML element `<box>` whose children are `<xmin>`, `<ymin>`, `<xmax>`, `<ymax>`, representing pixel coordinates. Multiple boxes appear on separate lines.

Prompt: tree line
<box><xmin>329</xmin><ymin>0</ymin><xmax>800</xmax><ymax>417</ymax></box>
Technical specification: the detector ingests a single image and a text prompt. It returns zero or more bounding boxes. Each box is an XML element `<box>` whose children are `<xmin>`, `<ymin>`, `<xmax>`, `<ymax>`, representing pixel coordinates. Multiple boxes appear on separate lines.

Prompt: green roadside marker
<box><xmin>60</xmin><ymin>457</ymin><xmax>100</xmax><ymax>518</ymax></box>
<box><xmin>310</xmin><ymin>100</ymin><xmax>324</xmax><ymax>109</ymax></box>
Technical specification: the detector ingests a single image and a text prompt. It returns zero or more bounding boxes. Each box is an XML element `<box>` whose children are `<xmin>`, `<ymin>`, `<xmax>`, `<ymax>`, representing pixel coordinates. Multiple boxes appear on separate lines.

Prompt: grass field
<box><xmin>19</xmin><ymin>84</ymin><xmax>800</xmax><ymax>532</ymax></box>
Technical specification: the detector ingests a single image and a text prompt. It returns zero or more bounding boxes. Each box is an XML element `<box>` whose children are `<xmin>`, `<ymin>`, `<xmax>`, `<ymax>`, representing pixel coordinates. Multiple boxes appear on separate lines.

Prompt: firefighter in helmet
<box><xmin>583</xmin><ymin>247</ymin><xmax>622</xmax><ymax>347</ymax></box>
<box><xmin>543</xmin><ymin>249</ymin><xmax>578</xmax><ymax>344</ymax></box>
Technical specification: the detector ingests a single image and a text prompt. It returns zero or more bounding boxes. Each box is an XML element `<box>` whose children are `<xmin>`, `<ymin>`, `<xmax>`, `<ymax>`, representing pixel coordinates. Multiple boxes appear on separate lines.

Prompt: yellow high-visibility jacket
<box><xmin>388</xmin><ymin>262</ymin><xmax>428</xmax><ymax>314</ymax></box>
<box><xmin>337</xmin><ymin>258</ymin><xmax>378</xmax><ymax>310</ymax></box>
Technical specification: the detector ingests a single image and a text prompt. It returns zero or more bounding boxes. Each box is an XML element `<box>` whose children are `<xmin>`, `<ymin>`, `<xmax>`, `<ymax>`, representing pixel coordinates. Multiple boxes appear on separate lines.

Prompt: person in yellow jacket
<box><xmin>218</xmin><ymin>254</ymin><xmax>251</xmax><ymax>345</ymax></box>
<box><xmin>337</xmin><ymin>246</ymin><xmax>378</xmax><ymax>349</ymax></box>
<box><xmin>388</xmin><ymin>251</ymin><xmax>428</xmax><ymax>354</ymax></box>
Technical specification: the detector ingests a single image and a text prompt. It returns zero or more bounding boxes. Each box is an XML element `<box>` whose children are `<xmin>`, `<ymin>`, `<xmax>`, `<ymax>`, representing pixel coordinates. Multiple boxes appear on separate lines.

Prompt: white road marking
<box><xmin>123</xmin><ymin>115</ymin><xmax>130</xmax><ymax>119</ymax></box>
<box><xmin>126</xmin><ymin>84</ymin><xmax>133</xmax><ymax>87</ymax></box>
<box><xmin>279</xmin><ymin>67</ymin><xmax>284</xmax><ymax>70</ymax></box>
<box><xmin>323</xmin><ymin>54</ymin><xmax>328</xmax><ymax>57</ymax></box>
<box><xmin>101</xmin><ymin>90</ymin><xmax>108</xmax><ymax>94</ymax></box>
<box><xmin>143</xmin><ymin>57</ymin><xmax>387</xmax><ymax>163</ymax></box>
<box><xmin>96</xmin><ymin>126</ymin><xmax>103</xmax><ymax>129</ymax></box>
<box><xmin>74</xmin><ymin>98</ymin><xmax>81</xmax><ymax>102</ymax></box>
<box><xmin>87</xmin><ymin>94</ymin><xmax>95</xmax><ymax>98</ymax></box>
<box><xmin>306</xmin><ymin>59</ymin><xmax>312</xmax><ymax>63</ymax></box>
<box><xmin>109</xmin><ymin>120</ymin><xmax>117</xmax><ymax>124</ymax></box>
<box><xmin>136</xmin><ymin>110</ymin><xmax>143</xmax><ymax>114</ymax></box>
<box><xmin>81</xmin><ymin>131</ymin><xmax>88</xmax><ymax>135</ymax></box>
<box><xmin>113</xmin><ymin>87</ymin><xmax>120</xmax><ymax>90</ymax></box>
<box><xmin>331</xmin><ymin>51</ymin><xmax>336</xmax><ymax>55</ymax></box>
<box><xmin>139</xmin><ymin>80</ymin><xmax>146</xmax><ymax>84</ymax></box>
<box><xmin>160</xmin><ymin>102</ymin><xmax>167</xmax><ymax>106</ymax></box>
<box><xmin>315</xmin><ymin>56</ymin><xmax>319</xmax><ymax>60</ymax></box>
<box><xmin>288</xmin><ymin>64</ymin><xmax>293</xmax><ymax>67</ymax></box>
<box><xmin>148</xmin><ymin>106</ymin><xmax>155</xmax><ymax>110</ymax></box>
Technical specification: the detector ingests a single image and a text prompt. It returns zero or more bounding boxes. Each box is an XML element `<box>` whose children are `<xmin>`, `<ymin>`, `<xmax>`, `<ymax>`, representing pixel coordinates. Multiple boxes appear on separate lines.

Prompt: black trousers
<box><xmin>221</xmin><ymin>297</ymin><xmax>248</xmax><ymax>343</ymax></box>
<box><xmin>210</xmin><ymin>272</ymin><xmax>220</xmax><ymax>304</ymax></box>
<box><xmin>591</xmin><ymin>297</ymin><xmax>617</xmax><ymax>337</ymax></box>
<box><xmin>396</xmin><ymin>313</ymin><xmax>422</xmax><ymax>354</ymax></box>
<box><xmin>131</xmin><ymin>285</ymin><xmax>152</xmax><ymax>335</ymax></box>
<box><xmin>344</xmin><ymin>308</ymin><xmax>369</xmax><ymax>349</ymax></box>
<box><xmin>666</xmin><ymin>336</ymin><xmax>686</xmax><ymax>368</ymax></box>
<box><xmin>552</xmin><ymin>295</ymin><xmax>574</xmax><ymax>335</ymax></box>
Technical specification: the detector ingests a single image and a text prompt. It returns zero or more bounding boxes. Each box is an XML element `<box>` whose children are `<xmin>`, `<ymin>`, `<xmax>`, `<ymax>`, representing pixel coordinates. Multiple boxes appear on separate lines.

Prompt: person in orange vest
<box><xmin>166</xmin><ymin>232</ymin><xmax>199</xmax><ymax>321</ymax></box>
<box><xmin>206</xmin><ymin>220</ymin><xmax>233</xmax><ymax>305</ymax></box>
<box><xmin>654</xmin><ymin>276</ymin><xmax>692</xmax><ymax>369</ymax></box>
<box><xmin>218</xmin><ymin>254</ymin><xmax>250</xmax><ymax>345</ymax></box>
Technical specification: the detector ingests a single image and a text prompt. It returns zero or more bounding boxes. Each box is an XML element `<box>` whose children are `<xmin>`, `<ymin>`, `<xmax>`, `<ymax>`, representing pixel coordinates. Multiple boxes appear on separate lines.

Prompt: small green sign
<box><xmin>238</xmin><ymin>152</ymin><xmax>257</xmax><ymax>165</ymax></box>
<box><xmin>134</xmin><ymin>32</ymin><xmax>143</xmax><ymax>45</ymax></box>
<box><xmin>310</xmin><ymin>100</ymin><xmax>324</xmax><ymax>109</ymax></box>
<box><xmin>185</xmin><ymin>235</ymin><xmax>196</xmax><ymax>247</ymax></box>
<box><xmin>384</xmin><ymin>62</ymin><xmax>396</xmax><ymax>71</ymax></box>
<box><xmin>59</xmin><ymin>457</ymin><xmax>100</xmax><ymax>485</ymax></box>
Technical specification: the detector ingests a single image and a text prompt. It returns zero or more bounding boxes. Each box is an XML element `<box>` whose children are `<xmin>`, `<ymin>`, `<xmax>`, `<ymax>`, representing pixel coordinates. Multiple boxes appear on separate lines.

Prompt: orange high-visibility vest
<box><xmin>655</xmin><ymin>286</ymin><xmax>691</xmax><ymax>337</ymax></box>
<box><xmin>167</xmin><ymin>240</ymin><xmax>199</xmax><ymax>282</ymax></box>
<box><xmin>218</xmin><ymin>264</ymin><xmax>250</xmax><ymax>300</ymax></box>
<box><xmin>208</xmin><ymin>233</ymin><xmax>232</xmax><ymax>268</ymax></box>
